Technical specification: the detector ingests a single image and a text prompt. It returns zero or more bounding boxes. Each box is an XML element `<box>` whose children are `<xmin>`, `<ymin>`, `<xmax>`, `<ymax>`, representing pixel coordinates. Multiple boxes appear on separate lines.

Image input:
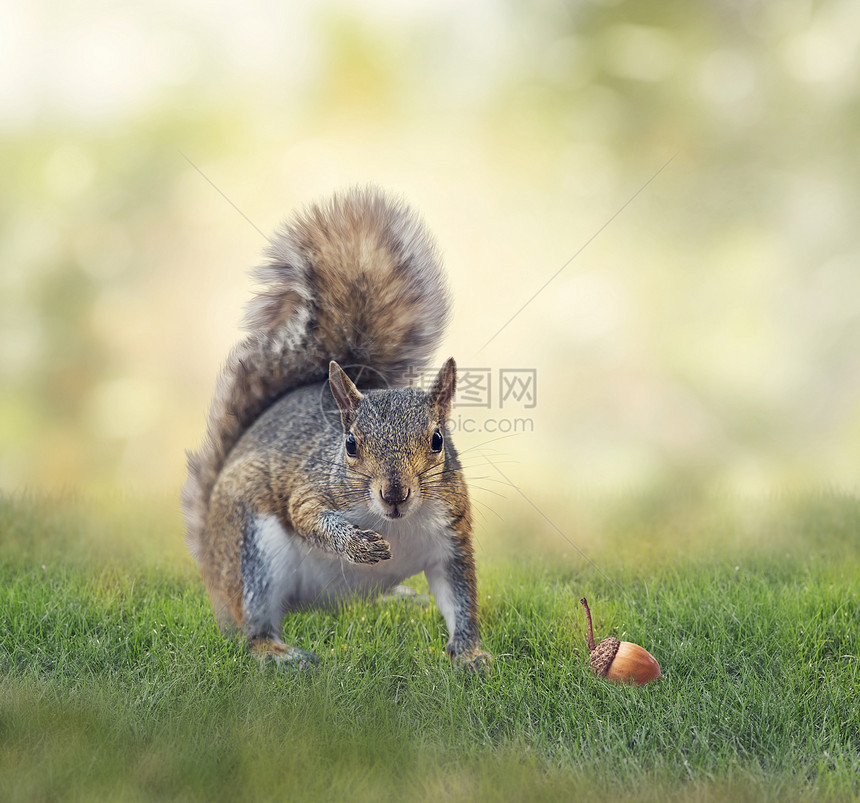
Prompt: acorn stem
<box><xmin>580</xmin><ymin>597</ymin><xmax>595</xmax><ymax>652</ymax></box>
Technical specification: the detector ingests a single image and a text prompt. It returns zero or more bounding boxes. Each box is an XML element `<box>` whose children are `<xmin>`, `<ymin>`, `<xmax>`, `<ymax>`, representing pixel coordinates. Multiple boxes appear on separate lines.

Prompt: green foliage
<box><xmin>1</xmin><ymin>492</ymin><xmax>858</xmax><ymax>801</ymax></box>
<box><xmin>3</xmin><ymin>3</ymin><xmax>860</xmax><ymax>496</ymax></box>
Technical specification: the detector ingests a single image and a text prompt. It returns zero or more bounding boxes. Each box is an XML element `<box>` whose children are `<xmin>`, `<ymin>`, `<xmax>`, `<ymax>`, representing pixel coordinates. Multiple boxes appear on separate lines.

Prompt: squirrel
<box><xmin>182</xmin><ymin>187</ymin><xmax>491</xmax><ymax>672</ymax></box>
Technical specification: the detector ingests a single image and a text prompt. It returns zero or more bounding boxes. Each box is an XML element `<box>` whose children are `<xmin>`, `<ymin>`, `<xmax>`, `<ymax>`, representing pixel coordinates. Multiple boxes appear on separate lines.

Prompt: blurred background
<box><xmin>2</xmin><ymin>0</ymin><xmax>859</xmax><ymax>526</ymax></box>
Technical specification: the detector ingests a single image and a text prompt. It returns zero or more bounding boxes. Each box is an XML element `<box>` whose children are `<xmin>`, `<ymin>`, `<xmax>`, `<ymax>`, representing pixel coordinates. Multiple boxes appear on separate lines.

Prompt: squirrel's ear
<box><xmin>428</xmin><ymin>357</ymin><xmax>457</xmax><ymax>419</ymax></box>
<box><xmin>329</xmin><ymin>361</ymin><xmax>364</xmax><ymax>427</ymax></box>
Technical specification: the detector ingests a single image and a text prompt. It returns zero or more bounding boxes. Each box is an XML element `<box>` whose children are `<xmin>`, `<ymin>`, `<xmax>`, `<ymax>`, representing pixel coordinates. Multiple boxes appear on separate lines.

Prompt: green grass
<box><xmin>1</xmin><ymin>491</ymin><xmax>858</xmax><ymax>802</ymax></box>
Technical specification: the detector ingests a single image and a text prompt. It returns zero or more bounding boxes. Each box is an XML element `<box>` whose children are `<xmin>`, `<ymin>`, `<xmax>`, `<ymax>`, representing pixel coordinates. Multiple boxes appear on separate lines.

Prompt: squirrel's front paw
<box><xmin>450</xmin><ymin>647</ymin><xmax>494</xmax><ymax>675</ymax></box>
<box><xmin>345</xmin><ymin>527</ymin><xmax>392</xmax><ymax>564</ymax></box>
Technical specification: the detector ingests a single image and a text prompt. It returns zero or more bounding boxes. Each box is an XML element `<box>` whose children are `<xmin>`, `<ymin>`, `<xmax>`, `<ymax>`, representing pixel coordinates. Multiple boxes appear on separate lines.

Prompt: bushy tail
<box><xmin>182</xmin><ymin>187</ymin><xmax>450</xmax><ymax>559</ymax></box>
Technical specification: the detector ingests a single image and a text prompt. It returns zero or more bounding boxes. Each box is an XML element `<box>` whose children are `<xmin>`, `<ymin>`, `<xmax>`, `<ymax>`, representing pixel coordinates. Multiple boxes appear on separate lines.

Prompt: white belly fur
<box><xmin>253</xmin><ymin>502</ymin><xmax>454</xmax><ymax>612</ymax></box>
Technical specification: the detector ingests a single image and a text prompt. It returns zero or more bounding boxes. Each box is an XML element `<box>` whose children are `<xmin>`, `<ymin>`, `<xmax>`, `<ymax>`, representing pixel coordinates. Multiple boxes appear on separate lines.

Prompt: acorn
<box><xmin>580</xmin><ymin>597</ymin><xmax>661</xmax><ymax>685</ymax></box>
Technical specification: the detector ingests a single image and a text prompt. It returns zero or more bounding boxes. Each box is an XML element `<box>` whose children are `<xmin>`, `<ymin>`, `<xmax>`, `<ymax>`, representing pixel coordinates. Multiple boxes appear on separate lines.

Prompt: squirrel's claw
<box><xmin>346</xmin><ymin>528</ymin><xmax>392</xmax><ymax>564</ymax></box>
<box><xmin>451</xmin><ymin>648</ymin><xmax>494</xmax><ymax>675</ymax></box>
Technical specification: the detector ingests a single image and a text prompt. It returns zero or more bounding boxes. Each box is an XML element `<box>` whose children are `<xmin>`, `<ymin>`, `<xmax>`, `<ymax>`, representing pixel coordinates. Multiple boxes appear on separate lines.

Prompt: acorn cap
<box><xmin>589</xmin><ymin>636</ymin><xmax>620</xmax><ymax>677</ymax></box>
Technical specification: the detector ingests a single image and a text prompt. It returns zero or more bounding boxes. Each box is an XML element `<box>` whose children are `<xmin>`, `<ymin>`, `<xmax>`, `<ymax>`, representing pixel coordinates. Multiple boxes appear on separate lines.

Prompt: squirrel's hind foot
<box><xmin>250</xmin><ymin>638</ymin><xmax>320</xmax><ymax>672</ymax></box>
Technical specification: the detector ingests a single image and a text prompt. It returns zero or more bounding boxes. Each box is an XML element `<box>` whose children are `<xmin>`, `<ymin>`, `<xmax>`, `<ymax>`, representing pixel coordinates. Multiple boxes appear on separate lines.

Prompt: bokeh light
<box><xmin>1</xmin><ymin>0</ymin><xmax>859</xmax><ymax>519</ymax></box>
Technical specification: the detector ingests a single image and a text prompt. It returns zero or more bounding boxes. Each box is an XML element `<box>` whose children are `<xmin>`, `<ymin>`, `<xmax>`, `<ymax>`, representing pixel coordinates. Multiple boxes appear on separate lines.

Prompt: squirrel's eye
<box><xmin>431</xmin><ymin>428</ymin><xmax>444</xmax><ymax>453</ymax></box>
<box><xmin>345</xmin><ymin>432</ymin><xmax>358</xmax><ymax>457</ymax></box>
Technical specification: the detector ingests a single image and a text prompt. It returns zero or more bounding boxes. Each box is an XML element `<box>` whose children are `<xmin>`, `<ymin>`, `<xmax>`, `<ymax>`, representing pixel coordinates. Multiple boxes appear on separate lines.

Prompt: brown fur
<box><xmin>182</xmin><ymin>188</ymin><xmax>450</xmax><ymax>561</ymax></box>
<box><xmin>183</xmin><ymin>188</ymin><xmax>489</xmax><ymax>672</ymax></box>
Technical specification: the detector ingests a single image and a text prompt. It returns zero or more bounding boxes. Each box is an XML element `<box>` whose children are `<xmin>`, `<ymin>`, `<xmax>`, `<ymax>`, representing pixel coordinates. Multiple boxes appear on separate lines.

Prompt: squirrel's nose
<box><xmin>380</xmin><ymin>486</ymin><xmax>410</xmax><ymax>506</ymax></box>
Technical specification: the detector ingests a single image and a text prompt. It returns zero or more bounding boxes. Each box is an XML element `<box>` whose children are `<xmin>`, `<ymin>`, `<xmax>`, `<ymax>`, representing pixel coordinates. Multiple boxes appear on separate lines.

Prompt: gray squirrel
<box><xmin>182</xmin><ymin>187</ymin><xmax>491</xmax><ymax>671</ymax></box>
